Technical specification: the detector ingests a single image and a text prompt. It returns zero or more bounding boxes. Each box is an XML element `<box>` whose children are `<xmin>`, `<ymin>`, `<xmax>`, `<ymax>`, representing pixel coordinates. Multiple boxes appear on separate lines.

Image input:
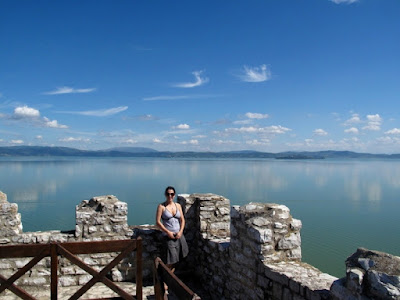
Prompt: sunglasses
<box><xmin>166</xmin><ymin>193</ymin><xmax>175</xmax><ymax>196</ymax></box>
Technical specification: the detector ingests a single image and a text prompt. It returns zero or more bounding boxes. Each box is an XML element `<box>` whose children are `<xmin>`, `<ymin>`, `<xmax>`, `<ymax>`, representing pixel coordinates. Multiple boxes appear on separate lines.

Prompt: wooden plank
<box><xmin>0</xmin><ymin>274</ymin><xmax>37</xmax><ymax>300</ymax></box>
<box><xmin>57</xmin><ymin>244</ymin><xmax>134</xmax><ymax>300</ymax></box>
<box><xmin>50</xmin><ymin>243</ymin><xmax>58</xmax><ymax>300</ymax></box>
<box><xmin>67</xmin><ymin>241</ymin><xmax>137</xmax><ymax>300</ymax></box>
<box><xmin>135</xmin><ymin>237</ymin><xmax>143</xmax><ymax>300</ymax></box>
<box><xmin>60</xmin><ymin>239</ymin><xmax>136</xmax><ymax>255</ymax></box>
<box><xmin>153</xmin><ymin>258</ymin><xmax>164</xmax><ymax>300</ymax></box>
<box><xmin>0</xmin><ymin>249</ymin><xmax>47</xmax><ymax>294</ymax></box>
<box><xmin>155</xmin><ymin>257</ymin><xmax>201</xmax><ymax>300</ymax></box>
<box><xmin>0</xmin><ymin>244</ymin><xmax>49</xmax><ymax>258</ymax></box>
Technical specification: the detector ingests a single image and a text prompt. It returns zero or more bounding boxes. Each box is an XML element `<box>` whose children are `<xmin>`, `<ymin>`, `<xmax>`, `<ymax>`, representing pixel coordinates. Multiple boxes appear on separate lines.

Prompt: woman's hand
<box><xmin>167</xmin><ymin>231</ymin><xmax>175</xmax><ymax>239</ymax></box>
<box><xmin>175</xmin><ymin>231</ymin><xmax>182</xmax><ymax>239</ymax></box>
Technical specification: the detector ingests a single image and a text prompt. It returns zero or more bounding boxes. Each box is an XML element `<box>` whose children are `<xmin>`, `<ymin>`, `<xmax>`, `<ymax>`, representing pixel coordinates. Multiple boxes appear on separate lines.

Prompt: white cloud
<box><xmin>225</xmin><ymin>125</ymin><xmax>291</xmax><ymax>135</ymax></box>
<box><xmin>344</xmin><ymin>113</ymin><xmax>361</xmax><ymax>126</ymax></box>
<box><xmin>10</xmin><ymin>105</ymin><xmax>68</xmax><ymax>129</ymax></box>
<box><xmin>363</xmin><ymin>114</ymin><xmax>382</xmax><ymax>131</ymax></box>
<box><xmin>143</xmin><ymin>95</ymin><xmax>193</xmax><ymax>101</ymax></box>
<box><xmin>36</xmin><ymin>135</ymin><xmax>43</xmax><ymax>140</ymax></box>
<box><xmin>175</xmin><ymin>124</ymin><xmax>190</xmax><ymax>130</ymax></box>
<box><xmin>124</xmin><ymin>139</ymin><xmax>137</xmax><ymax>144</ymax></box>
<box><xmin>153</xmin><ymin>138</ymin><xmax>164</xmax><ymax>144</ymax></box>
<box><xmin>59</xmin><ymin>137</ymin><xmax>89</xmax><ymax>142</ymax></box>
<box><xmin>245</xmin><ymin>112</ymin><xmax>269</xmax><ymax>119</ymax></box>
<box><xmin>143</xmin><ymin>94</ymin><xmax>221</xmax><ymax>101</ymax></box>
<box><xmin>181</xmin><ymin>139</ymin><xmax>199</xmax><ymax>145</ymax></box>
<box><xmin>13</xmin><ymin>106</ymin><xmax>40</xmax><ymax>119</ymax></box>
<box><xmin>61</xmin><ymin>106</ymin><xmax>128</xmax><ymax>117</ymax></box>
<box><xmin>344</xmin><ymin>127</ymin><xmax>359</xmax><ymax>134</ymax></box>
<box><xmin>233</xmin><ymin>119</ymin><xmax>252</xmax><ymax>125</ymax></box>
<box><xmin>11</xmin><ymin>139</ymin><xmax>24</xmax><ymax>144</ymax></box>
<box><xmin>385</xmin><ymin>128</ymin><xmax>400</xmax><ymax>135</ymax></box>
<box><xmin>246</xmin><ymin>139</ymin><xmax>270</xmax><ymax>145</ymax></box>
<box><xmin>305</xmin><ymin>139</ymin><xmax>314</xmax><ymax>144</ymax></box>
<box><xmin>43</xmin><ymin>117</ymin><xmax>68</xmax><ymax>129</ymax></box>
<box><xmin>173</xmin><ymin>70</ymin><xmax>209</xmax><ymax>88</ymax></box>
<box><xmin>239</xmin><ymin>64</ymin><xmax>271</xmax><ymax>82</ymax></box>
<box><xmin>44</xmin><ymin>86</ymin><xmax>96</xmax><ymax>95</ymax></box>
<box><xmin>313</xmin><ymin>129</ymin><xmax>328</xmax><ymax>136</ymax></box>
<box><xmin>330</xmin><ymin>0</ymin><xmax>358</xmax><ymax>4</ymax></box>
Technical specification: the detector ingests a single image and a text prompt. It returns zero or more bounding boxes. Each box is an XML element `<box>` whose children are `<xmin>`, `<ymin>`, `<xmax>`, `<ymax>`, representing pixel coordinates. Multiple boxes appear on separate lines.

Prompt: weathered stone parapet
<box><xmin>263</xmin><ymin>261</ymin><xmax>337</xmax><ymax>300</ymax></box>
<box><xmin>231</xmin><ymin>202</ymin><xmax>302</xmax><ymax>263</ymax></box>
<box><xmin>75</xmin><ymin>195</ymin><xmax>133</xmax><ymax>240</ymax></box>
<box><xmin>331</xmin><ymin>248</ymin><xmax>400</xmax><ymax>300</ymax></box>
<box><xmin>0</xmin><ymin>191</ymin><xmax>23</xmax><ymax>242</ymax></box>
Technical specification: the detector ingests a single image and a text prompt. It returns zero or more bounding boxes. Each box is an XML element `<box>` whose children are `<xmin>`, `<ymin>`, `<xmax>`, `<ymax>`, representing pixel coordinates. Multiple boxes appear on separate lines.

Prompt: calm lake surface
<box><xmin>0</xmin><ymin>157</ymin><xmax>399</xmax><ymax>277</ymax></box>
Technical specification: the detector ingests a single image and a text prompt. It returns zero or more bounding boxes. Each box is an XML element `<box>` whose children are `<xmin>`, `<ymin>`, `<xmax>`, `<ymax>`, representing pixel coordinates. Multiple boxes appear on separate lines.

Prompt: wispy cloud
<box><xmin>143</xmin><ymin>95</ymin><xmax>194</xmax><ymax>101</ymax></box>
<box><xmin>225</xmin><ymin>125</ymin><xmax>291</xmax><ymax>135</ymax></box>
<box><xmin>343</xmin><ymin>113</ymin><xmax>361</xmax><ymax>126</ymax></box>
<box><xmin>180</xmin><ymin>139</ymin><xmax>199</xmax><ymax>145</ymax></box>
<box><xmin>245</xmin><ymin>112</ymin><xmax>269</xmax><ymax>119</ymax></box>
<box><xmin>60</xmin><ymin>106</ymin><xmax>128</xmax><ymax>117</ymax></box>
<box><xmin>172</xmin><ymin>70</ymin><xmax>209</xmax><ymax>88</ymax></box>
<box><xmin>330</xmin><ymin>0</ymin><xmax>358</xmax><ymax>4</ymax></box>
<box><xmin>143</xmin><ymin>94</ymin><xmax>221</xmax><ymax>101</ymax></box>
<box><xmin>11</xmin><ymin>139</ymin><xmax>24</xmax><ymax>144</ymax></box>
<box><xmin>313</xmin><ymin>129</ymin><xmax>328</xmax><ymax>136</ymax></box>
<box><xmin>59</xmin><ymin>137</ymin><xmax>90</xmax><ymax>143</ymax></box>
<box><xmin>44</xmin><ymin>86</ymin><xmax>96</xmax><ymax>95</ymax></box>
<box><xmin>239</xmin><ymin>64</ymin><xmax>271</xmax><ymax>82</ymax></box>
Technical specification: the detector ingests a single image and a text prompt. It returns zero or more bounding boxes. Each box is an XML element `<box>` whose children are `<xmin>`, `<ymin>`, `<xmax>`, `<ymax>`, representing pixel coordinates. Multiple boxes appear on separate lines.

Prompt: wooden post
<box><xmin>50</xmin><ymin>243</ymin><xmax>58</xmax><ymax>300</ymax></box>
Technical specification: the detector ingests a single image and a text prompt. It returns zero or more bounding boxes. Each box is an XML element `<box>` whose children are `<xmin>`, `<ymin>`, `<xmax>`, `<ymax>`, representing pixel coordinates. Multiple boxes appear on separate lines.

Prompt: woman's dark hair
<box><xmin>164</xmin><ymin>186</ymin><xmax>176</xmax><ymax>196</ymax></box>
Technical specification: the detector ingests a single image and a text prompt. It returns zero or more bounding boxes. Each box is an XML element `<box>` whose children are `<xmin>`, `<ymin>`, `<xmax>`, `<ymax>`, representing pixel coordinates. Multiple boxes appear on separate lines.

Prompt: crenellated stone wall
<box><xmin>1</xmin><ymin>190</ymin><xmax>399</xmax><ymax>299</ymax></box>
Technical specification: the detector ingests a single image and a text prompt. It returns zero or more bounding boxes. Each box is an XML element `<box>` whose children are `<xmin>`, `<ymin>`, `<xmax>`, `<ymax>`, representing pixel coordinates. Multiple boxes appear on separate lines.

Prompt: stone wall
<box><xmin>1</xmin><ymin>190</ymin><xmax>399</xmax><ymax>299</ymax></box>
<box><xmin>178</xmin><ymin>194</ymin><xmax>337</xmax><ymax>300</ymax></box>
<box><xmin>0</xmin><ymin>194</ymin><xmax>135</xmax><ymax>287</ymax></box>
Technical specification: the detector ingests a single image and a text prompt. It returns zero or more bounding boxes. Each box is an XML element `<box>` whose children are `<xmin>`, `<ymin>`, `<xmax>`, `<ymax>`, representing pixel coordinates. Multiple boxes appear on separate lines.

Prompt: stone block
<box><xmin>290</xmin><ymin>219</ymin><xmax>302</xmax><ymax>231</ymax></box>
<box><xmin>21</xmin><ymin>276</ymin><xmax>48</xmax><ymax>286</ymax></box>
<box><xmin>278</xmin><ymin>232</ymin><xmax>301</xmax><ymax>250</ymax></box>
<box><xmin>0</xmin><ymin>191</ymin><xmax>7</xmax><ymax>202</ymax></box>
<box><xmin>252</xmin><ymin>217</ymin><xmax>271</xmax><ymax>227</ymax></box>
<box><xmin>59</xmin><ymin>276</ymin><xmax>77</xmax><ymax>287</ymax></box>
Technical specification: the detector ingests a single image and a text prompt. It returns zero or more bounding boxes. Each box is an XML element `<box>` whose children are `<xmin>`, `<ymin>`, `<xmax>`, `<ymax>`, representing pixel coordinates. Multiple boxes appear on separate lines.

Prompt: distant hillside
<box><xmin>0</xmin><ymin>146</ymin><xmax>400</xmax><ymax>159</ymax></box>
<box><xmin>106</xmin><ymin>147</ymin><xmax>159</xmax><ymax>153</ymax></box>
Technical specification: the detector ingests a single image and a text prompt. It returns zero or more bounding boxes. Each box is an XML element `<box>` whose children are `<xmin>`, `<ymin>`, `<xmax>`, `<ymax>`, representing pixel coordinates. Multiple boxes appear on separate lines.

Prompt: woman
<box><xmin>156</xmin><ymin>186</ymin><xmax>189</xmax><ymax>270</ymax></box>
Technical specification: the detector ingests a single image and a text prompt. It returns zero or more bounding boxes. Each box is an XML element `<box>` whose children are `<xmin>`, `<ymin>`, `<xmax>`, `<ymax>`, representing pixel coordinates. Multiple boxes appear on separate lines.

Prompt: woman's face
<box><xmin>166</xmin><ymin>189</ymin><xmax>175</xmax><ymax>200</ymax></box>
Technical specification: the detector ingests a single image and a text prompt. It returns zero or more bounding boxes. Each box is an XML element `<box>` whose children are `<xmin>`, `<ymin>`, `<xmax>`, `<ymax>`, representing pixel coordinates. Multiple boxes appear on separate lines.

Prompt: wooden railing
<box><xmin>0</xmin><ymin>238</ymin><xmax>142</xmax><ymax>300</ymax></box>
<box><xmin>153</xmin><ymin>257</ymin><xmax>200</xmax><ymax>300</ymax></box>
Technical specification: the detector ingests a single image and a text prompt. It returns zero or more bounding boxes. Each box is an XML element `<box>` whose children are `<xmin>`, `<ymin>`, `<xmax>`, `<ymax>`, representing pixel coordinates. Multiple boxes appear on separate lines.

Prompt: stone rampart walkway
<box><xmin>0</xmin><ymin>282</ymin><xmax>177</xmax><ymax>300</ymax></box>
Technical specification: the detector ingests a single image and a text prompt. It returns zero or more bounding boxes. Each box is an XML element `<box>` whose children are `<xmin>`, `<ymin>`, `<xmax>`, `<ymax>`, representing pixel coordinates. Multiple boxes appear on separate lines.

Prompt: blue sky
<box><xmin>1</xmin><ymin>0</ymin><xmax>399</xmax><ymax>153</ymax></box>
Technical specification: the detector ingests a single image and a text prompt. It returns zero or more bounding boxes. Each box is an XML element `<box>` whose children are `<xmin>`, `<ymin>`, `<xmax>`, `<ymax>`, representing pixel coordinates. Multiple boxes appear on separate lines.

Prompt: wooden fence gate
<box><xmin>0</xmin><ymin>238</ymin><xmax>142</xmax><ymax>300</ymax></box>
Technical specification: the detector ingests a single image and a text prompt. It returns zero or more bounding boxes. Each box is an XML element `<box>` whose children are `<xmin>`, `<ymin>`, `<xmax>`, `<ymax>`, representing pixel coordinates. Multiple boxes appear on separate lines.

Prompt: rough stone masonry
<box><xmin>1</xmin><ymin>190</ymin><xmax>399</xmax><ymax>299</ymax></box>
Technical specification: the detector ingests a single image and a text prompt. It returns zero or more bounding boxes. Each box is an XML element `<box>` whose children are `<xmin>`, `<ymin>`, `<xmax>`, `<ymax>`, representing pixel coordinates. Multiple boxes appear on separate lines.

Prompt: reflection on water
<box><xmin>0</xmin><ymin>157</ymin><xmax>399</xmax><ymax>277</ymax></box>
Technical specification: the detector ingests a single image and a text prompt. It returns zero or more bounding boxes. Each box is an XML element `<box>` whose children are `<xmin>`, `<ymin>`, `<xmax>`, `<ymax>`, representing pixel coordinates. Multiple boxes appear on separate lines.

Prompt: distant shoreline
<box><xmin>1</xmin><ymin>146</ymin><xmax>400</xmax><ymax>159</ymax></box>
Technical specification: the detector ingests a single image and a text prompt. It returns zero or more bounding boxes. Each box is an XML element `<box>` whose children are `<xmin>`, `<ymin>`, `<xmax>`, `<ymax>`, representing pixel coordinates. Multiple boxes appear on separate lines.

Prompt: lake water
<box><xmin>0</xmin><ymin>157</ymin><xmax>399</xmax><ymax>278</ymax></box>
